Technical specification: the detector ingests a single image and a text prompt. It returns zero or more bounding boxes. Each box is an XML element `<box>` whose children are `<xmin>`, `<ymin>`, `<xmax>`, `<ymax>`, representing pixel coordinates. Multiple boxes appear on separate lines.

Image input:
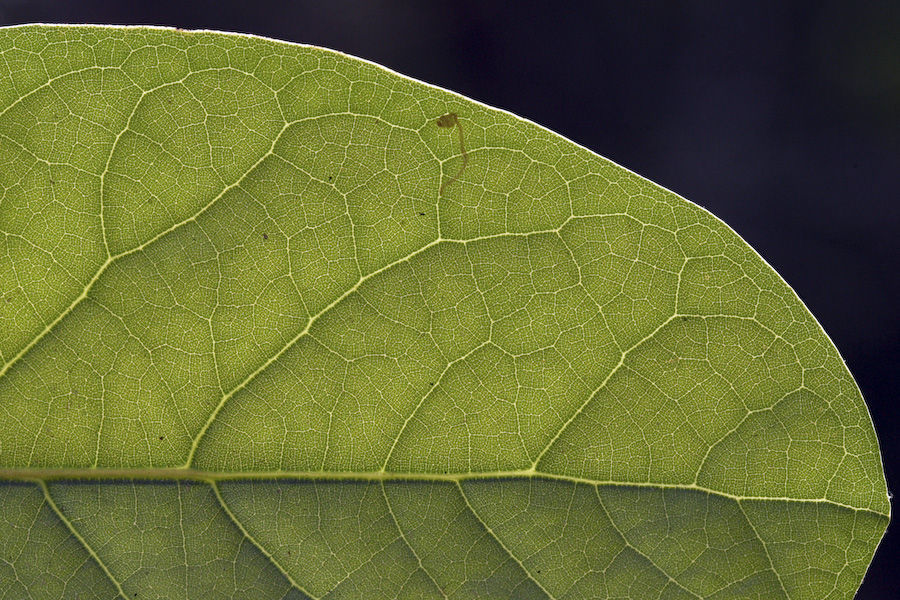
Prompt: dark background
<box><xmin>1</xmin><ymin>1</ymin><xmax>897</xmax><ymax>596</ymax></box>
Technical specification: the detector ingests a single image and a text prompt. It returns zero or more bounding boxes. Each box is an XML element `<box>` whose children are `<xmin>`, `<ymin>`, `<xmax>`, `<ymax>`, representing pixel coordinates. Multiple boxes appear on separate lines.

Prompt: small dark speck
<box><xmin>328</xmin><ymin>176</ymin><xmax>333</xmax><ymax>181</ymax></box>
<box><xmin>418</xmin><ymin>212</ymin><xmax>426</xmax><ymax>216</ymax></box>
<box><xmin>681</xmin><ymin>316</ymin><xmax>689</xmax><ymax>321</ymax></box>
<box><xmin>159</xmin><ymin>436</ymin><xmax>164</xmax><ymax>441</ymax></box>
<box><xmin>263</xmin><ymin>233</ymin><xmax>268</xmax><ymax>240</ymax></box>
<box><xmin>429</xmin><ymin>382</ymin><xmax>435</xmax><ymax>386</ymax></box>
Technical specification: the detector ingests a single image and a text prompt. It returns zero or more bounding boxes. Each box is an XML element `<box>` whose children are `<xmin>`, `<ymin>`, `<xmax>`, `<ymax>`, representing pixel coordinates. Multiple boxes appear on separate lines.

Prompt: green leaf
<box><xmin>0</xmin><ymin>25</ymin><xmax>888</xmax><ymax>599</ymax></box>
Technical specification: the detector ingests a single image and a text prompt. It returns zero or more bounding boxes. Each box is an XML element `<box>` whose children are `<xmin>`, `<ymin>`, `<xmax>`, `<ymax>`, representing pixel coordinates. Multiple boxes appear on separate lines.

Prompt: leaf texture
<box><xmin>0</xmin><ymin>25</ymin><xmax>889</xmax><ymax>599</ymax></box>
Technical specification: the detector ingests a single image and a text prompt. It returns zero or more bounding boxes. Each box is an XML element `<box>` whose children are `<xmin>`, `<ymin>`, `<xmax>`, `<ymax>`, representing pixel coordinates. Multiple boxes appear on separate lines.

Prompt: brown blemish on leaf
<box><xmin>436</xmin><ymin>112</ymin><xmax>468</xmax><ymax>196</ymax></box>
<box><xmin>436</xmin><ymin>113</ymin><xmax>457</xmax><ymax>128</ymax></box>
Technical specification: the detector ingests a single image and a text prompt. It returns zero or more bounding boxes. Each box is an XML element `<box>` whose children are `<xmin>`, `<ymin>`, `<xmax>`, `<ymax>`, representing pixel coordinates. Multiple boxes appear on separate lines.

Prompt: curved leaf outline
<box><xmin>0</xmin><ymin>25</ymin><xmax>889</xmax><ymax>599</ymax></box>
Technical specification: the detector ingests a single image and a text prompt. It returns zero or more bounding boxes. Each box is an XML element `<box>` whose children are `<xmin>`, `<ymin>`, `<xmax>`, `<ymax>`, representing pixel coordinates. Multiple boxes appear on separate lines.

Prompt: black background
<box><xmin>1</xmin><ymin>1</ymin><xmax>897</xmax><ymax>596</ymax></box>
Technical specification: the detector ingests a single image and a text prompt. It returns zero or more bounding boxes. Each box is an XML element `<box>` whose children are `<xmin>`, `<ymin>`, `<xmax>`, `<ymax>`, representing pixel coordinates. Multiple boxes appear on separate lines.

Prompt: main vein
<box><xmin>1</xmin><ymin>468</ymin><xmax>885</xmax><ymax>517</ymax></box>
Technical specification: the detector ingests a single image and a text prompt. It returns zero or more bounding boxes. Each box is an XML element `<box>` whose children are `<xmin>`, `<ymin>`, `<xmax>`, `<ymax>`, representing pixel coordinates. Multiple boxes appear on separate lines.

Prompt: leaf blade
<box><xmin>0</xmin><ymin>24</ymin><xmax>888</xmax><ymax>599</ymax></box>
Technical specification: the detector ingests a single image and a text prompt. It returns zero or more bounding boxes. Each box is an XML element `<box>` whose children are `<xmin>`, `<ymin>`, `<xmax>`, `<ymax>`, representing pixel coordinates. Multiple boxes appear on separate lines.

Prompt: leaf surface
<box><xmin>0</xmin><ymin>25</ymin><xmax>888</xmax><ymax>599</ymax></box>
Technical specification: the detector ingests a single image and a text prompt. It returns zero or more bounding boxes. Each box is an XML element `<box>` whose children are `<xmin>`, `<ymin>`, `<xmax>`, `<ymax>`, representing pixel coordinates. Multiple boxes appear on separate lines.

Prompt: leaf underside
<box><xmin>0</xmin><ymin>25</ymin><xmax>888</xmax><ymax>599</ymax></box>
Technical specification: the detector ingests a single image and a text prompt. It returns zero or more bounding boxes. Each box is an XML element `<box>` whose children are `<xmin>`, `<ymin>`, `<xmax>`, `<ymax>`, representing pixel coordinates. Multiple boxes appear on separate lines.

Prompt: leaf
<box><xmin>0</xmin><ymin>24</ymin><xmax>888</xmax><ymax>599</ymax></box>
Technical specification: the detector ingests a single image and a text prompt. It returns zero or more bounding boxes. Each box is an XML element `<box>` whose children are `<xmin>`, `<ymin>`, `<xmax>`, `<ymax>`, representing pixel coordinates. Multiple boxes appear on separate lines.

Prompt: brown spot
<box><xmin>159</xmin><ymin>436</ymin><xmax>164</xmax><ymax>441</ymax></box>
<box><xmin>436</xmin><ymin>112</ymin><xmax>468</xmax><ymax>196</ymax></box>
<box><xmin>436</xmin><ymin>112</ymin><xmax>458</xmax><ymax>128</ymax></box>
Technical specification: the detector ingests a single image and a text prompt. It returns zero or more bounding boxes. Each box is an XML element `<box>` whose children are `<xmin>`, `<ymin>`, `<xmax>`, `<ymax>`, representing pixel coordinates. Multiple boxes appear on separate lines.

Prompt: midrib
<box><xmin>0</xmin><ymin>466</ymin><xmax>886</xmax><ymax>518</ymax></box>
